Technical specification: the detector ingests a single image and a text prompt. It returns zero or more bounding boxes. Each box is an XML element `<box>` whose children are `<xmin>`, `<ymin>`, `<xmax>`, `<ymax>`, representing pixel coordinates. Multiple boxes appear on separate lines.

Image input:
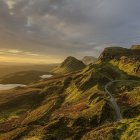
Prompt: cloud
<box><xmin>6</xmin><ymin>0</ymin><xmax>16</xmax><ymax>9</ymax></box>
<box><xmin>0</xmin><ymin>49</ymin><xmax>40</xmax><ymax>57</ymax></box>
<box><xmin>0</xmin><ymin>0</ymin><xmax>140</xmax><ymax>63</ymax></box>
<box><xmin>0</xmin><ymin>48</ymin><xmax>62</xmax><ymax>64</ymax></box>
<box><xmin>7</xmin><ymin>49</ymin><xmax>22</xmax><ymax>53</ymax></box>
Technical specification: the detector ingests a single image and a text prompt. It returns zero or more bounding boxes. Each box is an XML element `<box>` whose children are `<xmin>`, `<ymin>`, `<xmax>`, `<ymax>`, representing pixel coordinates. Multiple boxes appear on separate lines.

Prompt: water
<box><xmin>0</xmin><ymin>74</ymin><xmax>53</xmax><ymax>90</ymax></box>
<box><xmin>40</xmin><ymin>74</ymin><xmax>53</xmax><ymax>79</ymax></box>
<box><xmin>0</xmin><ymin>84</ymin><xmax>26</xmax><ymax>90</ymax></box>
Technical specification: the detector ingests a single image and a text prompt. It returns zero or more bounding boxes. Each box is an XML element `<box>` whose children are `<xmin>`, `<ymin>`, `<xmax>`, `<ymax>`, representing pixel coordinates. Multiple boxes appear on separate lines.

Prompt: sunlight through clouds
<box><xmin>0</xmin><ymin>0</ymin><xmax>140</xmax><ymax>63</ymax></box>
<box><xmin>6</xmin><ymin>0</ymin><xmax>15</xmax><ymax>9</ymax></box>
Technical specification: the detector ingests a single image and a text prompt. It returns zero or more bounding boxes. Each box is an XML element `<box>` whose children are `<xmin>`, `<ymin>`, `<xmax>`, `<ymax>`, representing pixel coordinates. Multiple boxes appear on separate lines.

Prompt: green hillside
<box><xmin>0</xmin><ymin>64</ymin><xmax>57</xmax><ymax>78</ymax></box>
<box><xmin>99</xmin><ymin>47</ymin><xmax>140</xmax><ymax>76</ymax></box>
<box><xmin>130</xmin><ymin>45</ymin><xmax>140</xmax><ymax>50</ymax></box>
<box><xmin>53</xmin><ymin>56</ymin><xmax>86</xmax><ymax>74</ymax></box>
<box><xmin>0</xmin><ymin>47</ymin><xmax>140</xmax><ymax>140</ymax></box>
<box><xmin>0</xmin><ymin>70</ymin><xmax>54</xmax><ymax>84</ymax></box>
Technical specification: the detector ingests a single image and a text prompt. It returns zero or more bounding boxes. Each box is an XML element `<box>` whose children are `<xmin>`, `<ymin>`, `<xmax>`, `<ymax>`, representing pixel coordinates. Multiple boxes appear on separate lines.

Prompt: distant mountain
<box><xmin>82</xmin><ymin>56</ymin><xmax>97</xmax><ymax>65</ymax></box>
<box><xmin>0</xmin><ymin>70</ymin><xmax>53</xmax><ymax>84</ymax></box>
<box><xmin>53</xmin><ymin>56</ymin><xmax>86</xmax><ymax>73</ymax></box>
<box><xmin>99</xmin><ymin>46</ymin><xmax>140</xmax><ymax>76</ymax></box>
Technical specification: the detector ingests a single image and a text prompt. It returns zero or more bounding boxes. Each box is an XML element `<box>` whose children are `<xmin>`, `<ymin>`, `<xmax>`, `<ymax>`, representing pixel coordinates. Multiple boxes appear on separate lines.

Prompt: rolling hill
<box><xmin>0</xmin><ymin>46</ymin><xmax>140</xmax><ymax>140</ymax></box>
<box><xmin>0</xmin><ymin>64</ymin><xmax>57</xmax><ymax>78</ymax></box>
<box><xmin>0</xmin><ymin>70</ymin><xmax>53</xmax><ymax>84</ymax></box>
<box><xmin>53</xmin><ymin>56</ymin><xmax>86</xmax><ymax>74</ymax></box>
<box><xmin>99</xmin><ymin>46</ymin><xmax>140</xmax><ymax>76</ymax></box>
<box><xmin>130</xmin><ymin>45</ymin><xmax>140</xmax><ymax>50</ymax></box>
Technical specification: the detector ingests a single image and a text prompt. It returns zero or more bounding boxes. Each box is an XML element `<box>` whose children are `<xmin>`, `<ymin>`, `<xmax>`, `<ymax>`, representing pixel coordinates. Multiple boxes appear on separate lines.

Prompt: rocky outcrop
<box><xmin>130</xmin><ymin>45</ymin><xmax>140</xmax><ymax>50</ymax></box>
<box><xmin>98</xmin><ymin>46</ymin><xmax>140</xmax><ymax>76</ymax></box>
<box><xmin>99</xmin><ymin>47</ymin><xmax>140</xmax><ymax>61</ymax></box>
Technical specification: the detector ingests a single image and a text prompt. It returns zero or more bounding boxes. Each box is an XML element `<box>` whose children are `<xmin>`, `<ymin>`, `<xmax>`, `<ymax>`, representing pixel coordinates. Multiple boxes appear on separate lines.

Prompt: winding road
<box><xmin>98</xmin><ymin>72</ymin><xmax>123</xmax><ymax>120</ymax></box>
<box><xmin>105</xmin><ymin>79</ymin><xmax>140</xmax><ymax>121</ymax></box>
<box><xmin>105</xmin><ymin>80</ymin><xmax>123</xmax><ymax>121</ymax></box>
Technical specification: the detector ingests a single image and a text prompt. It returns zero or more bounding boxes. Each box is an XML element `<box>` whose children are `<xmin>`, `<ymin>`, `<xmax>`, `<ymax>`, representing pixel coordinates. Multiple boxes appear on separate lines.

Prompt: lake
<box><xmin>0</xmin><ymin>84</ymin><xmax>26</xmax><ymax>90</ymax></box>
<box><xmin>0</xmin><ymin>74</ymin><xmax>53</xmax><ymax>90</ymax></box>
<box><xmin>40</xmin><ymin>74</ymin><xmax>53</xmax><ymax>79</ymax></box>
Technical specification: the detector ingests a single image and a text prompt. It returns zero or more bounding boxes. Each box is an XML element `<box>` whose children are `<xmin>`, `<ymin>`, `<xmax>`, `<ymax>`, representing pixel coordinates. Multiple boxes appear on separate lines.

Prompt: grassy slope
<box><xmin>82</xmin><ymin>116</ymin><xmax>140</xmax><ymax>140</ymax></box>
<box><xmin>0</xmin><ymin>70</ymin><xmax>54</xmax><ymax>84</ymax></box>
<box><xmin>53</xmin><ymin>56</ymin><xmax>86</xmax><ymax>74</ymax></box>
<box><xmin>0</xmin><ymin>63</ymin><xmax>139</xmax><ymax>140</ymax></box>
<box><xmin>0</xmin><ymin>64</ymin><xmax>57</xmax><ymax>78</ymax></box>
<box><xmin>99</xmin><ymin>47</ymin><xmax>140</xmax><ymax>77</ymax></box>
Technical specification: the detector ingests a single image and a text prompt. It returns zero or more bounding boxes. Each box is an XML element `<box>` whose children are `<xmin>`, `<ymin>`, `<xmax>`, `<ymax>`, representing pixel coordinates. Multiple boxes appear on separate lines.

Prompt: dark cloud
<box><xmin>0</xmin><ymin>0</ymin><xmax>140</xmax><ymax>62</ymax></box>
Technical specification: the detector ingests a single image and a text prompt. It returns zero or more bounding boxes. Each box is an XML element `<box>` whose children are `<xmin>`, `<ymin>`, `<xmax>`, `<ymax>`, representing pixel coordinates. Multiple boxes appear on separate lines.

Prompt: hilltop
<box><xmin>82</xmin><ymin>56</ymin><xmax>97</xmax><ymax>65</ymax></box>
<box><xmin>130</xmin><ymin>45</ymin><xmax>140</xmax><ymax>50</ymax></box>
<box><xmin>99</xmin><ymin>46</ymin><xmax>140</xmax><ymax>61</ymax></box>
<box><xmin>99</xmin><ymin>46</ymin><xmax>140</xmax><ymax>76</ymax></box>
<box><xmin>53</xmin><ymin>56</ymin><xmax>86</xmax><ymax>73</ymax></box>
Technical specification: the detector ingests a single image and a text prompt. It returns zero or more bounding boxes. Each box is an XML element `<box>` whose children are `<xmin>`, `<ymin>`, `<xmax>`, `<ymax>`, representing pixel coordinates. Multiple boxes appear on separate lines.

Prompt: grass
<box><xmin>21</xmin><ymin>99</ymin><xmax>56</xmax><ymax>125</ymax></box>
<box><xmin>106</xmin><ymin>80</ymin><xmax>140</xmax><ymax>119</ymax></box>
<box><xmin>110</xmin><ymin>59</ymin><xmax>140</xmax><ymax>77</ymax></box>
<box><xmin>0</xmin><ymin>70</ymin><xmax>54</xmax><ymax>84</ymax></box>
<box><xmin>0</xmin><ymin>127</ymin><xmax>27</xmax><ymax>140</ymax></box>
<box><xmin>0</xmin><ymin>88</ymin><xmax>44</xmax><ymax>122</ymax></box>
<box><xmin>81</xmin><ymin>117</ymin><xmax>140</xmax><ymax>140</ymax></box>
<box><xmin>0</xmin><ymin>60</ymin><xmax>139</xmax><ymax>139</ymax></box>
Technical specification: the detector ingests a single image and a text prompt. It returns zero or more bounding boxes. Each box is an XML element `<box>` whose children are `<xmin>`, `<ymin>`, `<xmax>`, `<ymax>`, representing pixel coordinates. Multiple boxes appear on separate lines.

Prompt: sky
<box><xmin>0</xmin><ymin>0</ymin><xmax>140</xmax><ymax>64</ymax></box>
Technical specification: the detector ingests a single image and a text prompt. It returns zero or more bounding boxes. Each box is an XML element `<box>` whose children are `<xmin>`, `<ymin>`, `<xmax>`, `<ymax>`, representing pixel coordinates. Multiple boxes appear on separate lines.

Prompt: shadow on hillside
<box><xmin>86</xmin><ymin>62</ymin><xmax>140</xmax><ymax>91</ymax></box>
